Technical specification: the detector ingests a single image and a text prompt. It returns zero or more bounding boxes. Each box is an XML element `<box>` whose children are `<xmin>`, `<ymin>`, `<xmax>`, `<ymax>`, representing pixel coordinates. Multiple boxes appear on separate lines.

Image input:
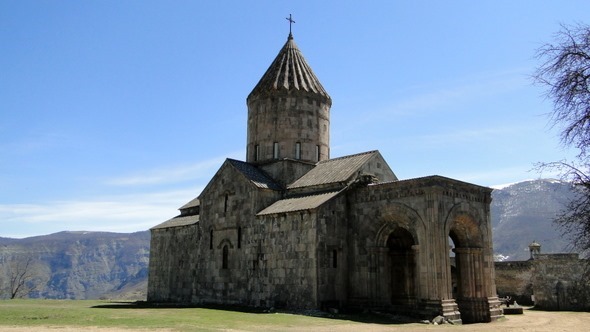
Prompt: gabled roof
<box><xmin>150</xmin><ymin>214</ymin><xmax>199</xmax><ymax>230</ymax></box>
<box><xmin>180</xmin><ymin>197</ymin><xmax>199</xmax><ymax>210</ymax></box>
<box><xmin>288</xmin><ymin>151</ymin><xmax>379</xmax><ymax>189</ymax></box>
<box><xmin>227</xmin><ymin>159</ymin><xmax>283</xmax><ymax>190</ymax></box>
<box><xmin>247</xmin><ymin>34</ymin><xmax>331</xmax><ymax>102</ymax></box>
<box><xmin>392</xmin><ymin>175</ymin><xmax>492</xmax><ymax>192</ymax></box>
<box><xmin>257</xmin><ymin>191</ymin><xmax>341</xmax><ymax>216</ymax></box>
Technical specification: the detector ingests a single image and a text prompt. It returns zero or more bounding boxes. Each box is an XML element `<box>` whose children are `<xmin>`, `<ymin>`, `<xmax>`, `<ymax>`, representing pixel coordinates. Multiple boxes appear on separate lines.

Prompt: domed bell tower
<box><xmin>246</xmin><ymin>32</ymin><xmax>332</xmax><ymax>165</ymax></box>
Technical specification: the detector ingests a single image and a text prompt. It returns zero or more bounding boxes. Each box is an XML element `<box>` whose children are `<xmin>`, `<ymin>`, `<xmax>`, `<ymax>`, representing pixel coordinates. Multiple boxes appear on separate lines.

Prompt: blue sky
<box><xmin>1</xmin><ymin>1</ymin><xmax>589</xmax><ymax>238</ymax></box>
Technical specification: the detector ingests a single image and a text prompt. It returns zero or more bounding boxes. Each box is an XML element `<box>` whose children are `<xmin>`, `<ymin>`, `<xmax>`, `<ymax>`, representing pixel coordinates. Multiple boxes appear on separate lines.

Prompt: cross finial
<box><xmin>286</xmin><ymin>14</ymin><xmax>295</xmax><ymax>38</ymax></box>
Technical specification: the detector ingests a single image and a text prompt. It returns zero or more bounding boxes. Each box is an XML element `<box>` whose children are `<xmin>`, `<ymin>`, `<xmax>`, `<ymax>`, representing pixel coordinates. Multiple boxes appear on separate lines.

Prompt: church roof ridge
<box><xmin>150</xmin><ymin>214</ymin><xmax>199</xmax><ymax>230</ymax></box>
<box><xmin>247</xmin><ymin>34</ymin><xmax>331</xmax><ymax>102</ymax></box>
<box><xmin>287</xmin><ymin>150</ymin><xmax>380</xmax><ymax>189</ymax></box>
<box><xmin>179</xmin><ymin>197</ymin><xmax>200</xmax><ymax>210</ymax></box>
<box><xmin>317</xmin><ymin>150</ymin><xmax>379</xmax><ymax>165</ymax></box>
<box><xmin>257</xmin><ymin>190</ymin><xmax>342</xmax><ymax>216</ymax></box>
<box><xmin>387</xmin><ymin>175</ymin><xmax>493</xmax><ymax>192</ymax></box>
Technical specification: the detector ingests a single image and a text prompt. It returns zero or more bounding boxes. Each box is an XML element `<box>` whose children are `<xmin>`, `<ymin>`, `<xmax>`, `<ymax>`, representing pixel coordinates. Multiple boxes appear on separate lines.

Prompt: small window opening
<box><xmin>224</xmin><ymin>194</ymin><xmax>229</xmax><ymax>213</ymax></box>
<box><xmin>254</xmin><ymin>144</ymin><xmax>259</xmax><ymax>161</ymax></box>
<box><xmin>295</xmin><ymin>142</ymin><xmax>301</xmax><ymax>160</ymax></box>
<box><xmin>222</xmin><ymin>245</ymin><xmax>229</xmax><ymax>269</ymax></box>
<box><xmin>273</xmin><ymin>142</ymin><xmax>279</xmax><ymax>159</ymax></box>
<box><xmin>316</xmin><ymin>145</ymin><xmax>320</xmax><ymax>162</ymax></box>
<box><xmin>332</xmin><ymin>249</ymin><xmax>338</xmax><ymax>268</ymax></box>
<box><xmin>209</xmin><ymin>230</ymin><xmax>213</xmax><ymax>250</ymax></box>
<box><xmin>237</xmin><ymin>227</ymin><xmax>242</xmax><ymax>249</ymax></box>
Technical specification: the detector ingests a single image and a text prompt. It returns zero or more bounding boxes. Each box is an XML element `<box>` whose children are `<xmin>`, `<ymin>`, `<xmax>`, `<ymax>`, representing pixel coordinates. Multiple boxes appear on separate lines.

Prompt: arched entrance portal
<box><xmin>449</xmin><ymin>214</ymin><xmax>489</xmax><ymax>323</ymax></box>
<box><xmin>387</xmin><ymin>227</ymin><xmax>416</xmax><ymax>306</ymax></box>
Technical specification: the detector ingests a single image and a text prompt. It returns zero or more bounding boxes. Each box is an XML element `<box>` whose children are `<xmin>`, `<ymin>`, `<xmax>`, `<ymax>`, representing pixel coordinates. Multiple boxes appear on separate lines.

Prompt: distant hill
<box><xmin>491</xmin><ymin>179</ymin><xmax>576</xmax><ymax>261</ymax></box>
<box><xmin>0</xmin><ymin>179</ymin><xmax>580</xmax><ymax>299</ymax></box>
<box><xmin>0</xmin><ymin>231</ymin><xmax>149</xmax><ymax>300</ymax></box>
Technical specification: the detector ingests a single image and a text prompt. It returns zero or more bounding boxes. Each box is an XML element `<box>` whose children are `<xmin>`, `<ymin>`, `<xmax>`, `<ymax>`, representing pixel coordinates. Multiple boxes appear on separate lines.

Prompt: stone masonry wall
<box><xmin>194</xmin><ymin>162</ymin><xmax>279</xmax><ymax>306</ymax></box>
<box><xmin>494</xmin><ymin>261</ymin><xmax>534</xmax><ymax>305</ymax></box>
<box><xmin>193</xmin><ymin>160</ymin><xmax>319</xmax><ymax>308</ymax></box>
<box><xmin>316</xmin><ymin>195</ymin><xmax>349</xmax><ymax>308</ymax></box>
<box><xmin>494</xmin><ymin>255</ymin><xmax>590</xmax><ymax>310</ymax></box>
<box><xmin>245</xmin><ymin>211</ymin><xmax>319</xmax><ymax>308</ymax></box>
<box><xmin>259</xmin><ymin>159</ymin><xmax>315</xmax><ymax>187</ymax></box>
<box><xmin>531</xmin><ymin>254</ymin><xmax>588</xmax><ymax>310</ymax></box>
<box><xmin>148</xmin><ymin>224</ymin><xmax>199</xmax><ymax>303</ymax></box>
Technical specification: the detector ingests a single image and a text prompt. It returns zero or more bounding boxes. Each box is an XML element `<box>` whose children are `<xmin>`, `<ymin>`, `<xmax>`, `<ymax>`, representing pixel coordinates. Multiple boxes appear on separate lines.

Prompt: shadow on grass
<box><xmin>91</xmin><ymin>301</ymin><xmax>423</xmax><ymax>325</ymax></box>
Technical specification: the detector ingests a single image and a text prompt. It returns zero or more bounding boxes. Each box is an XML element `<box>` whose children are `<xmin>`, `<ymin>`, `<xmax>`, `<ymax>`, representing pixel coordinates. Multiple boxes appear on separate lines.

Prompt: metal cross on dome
<box><xmin>286</xmin><ymin>14</ymin><xmax>295</xmax><ymax>35</ymax></box>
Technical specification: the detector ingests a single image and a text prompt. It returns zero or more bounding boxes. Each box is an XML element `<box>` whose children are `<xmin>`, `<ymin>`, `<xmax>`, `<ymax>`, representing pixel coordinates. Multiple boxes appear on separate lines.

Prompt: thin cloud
<box><xmin>445</xmin><ymin>166</ymin><xmax>539</xmax><ymax>188</ymax></box>
<box><xmin>0</xmin><ymin>187</ymin><xmax>202</xmax><ymax>239</ymax></box>
<box><xmin>1</xmin><ymin>150</ymin><xmax>244</xmax><ymax>238</ymax></box>
<box><xmin>0</xmin><ymin>131</ymin><xmax>72</xmax><ymax>155</ymax></box>
<box><xmin>106</xmin><ymin>150</ymin><xmax>243</xmax><ymax>186</ymax></box>
<box><xmin>381</xmin><ymin>68</ymin><xmax>529</xmax><ymax>119</ymax></box>
<box><xmin>407</xmin><ymin>125</ymin><xmax>525</xmax><ymax>147</ymax></box>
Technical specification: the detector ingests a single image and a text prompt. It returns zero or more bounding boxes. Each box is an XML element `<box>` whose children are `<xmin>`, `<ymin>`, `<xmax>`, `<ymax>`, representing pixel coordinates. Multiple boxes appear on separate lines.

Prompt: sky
<box><xmin>1</xmin><ymin>1</ymin><xmax>589</xmax><ymax>238</ymax></box>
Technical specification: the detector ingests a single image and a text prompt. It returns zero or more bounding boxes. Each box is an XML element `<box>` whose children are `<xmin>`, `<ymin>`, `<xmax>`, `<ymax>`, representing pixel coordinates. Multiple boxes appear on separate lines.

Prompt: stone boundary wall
<box><xmin>494</xmin><ymin>255</ymin><xmax>590</xmax><ymax>310</ymax></box>
<box><xmin>494</xmin><ymin>261</ymin><xmax>534</xmax><ymax>305</ymax></box>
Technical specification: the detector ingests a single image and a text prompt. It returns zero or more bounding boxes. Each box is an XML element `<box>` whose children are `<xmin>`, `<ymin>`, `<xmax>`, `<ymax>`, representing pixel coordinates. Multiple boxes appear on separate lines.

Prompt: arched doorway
<box><xmin>449</xmin><ymin>214</ymin><xmax>489</xmax><ymax>323</ymax></box>
<box><xmin>387</xmin><ymin>227</ymin><xmax>416</xmax><ymax>306</ymax></box>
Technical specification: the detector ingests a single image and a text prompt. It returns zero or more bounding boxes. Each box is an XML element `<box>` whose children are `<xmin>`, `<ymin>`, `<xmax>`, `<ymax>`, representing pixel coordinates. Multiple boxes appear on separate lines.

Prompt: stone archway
<box><xmin>387</xmin><ymin>227</ymin><xmax>417</xmax><ymax>306</ymax></box>
<box><xmin>370</xmin><ymin>203</ymin><xmax>424</xmax><ymax>312</ymax></box>
<box><xmin>448</xmin><ymin>213</ymin><xmax>488</xmax><ymax>323</ymax></box>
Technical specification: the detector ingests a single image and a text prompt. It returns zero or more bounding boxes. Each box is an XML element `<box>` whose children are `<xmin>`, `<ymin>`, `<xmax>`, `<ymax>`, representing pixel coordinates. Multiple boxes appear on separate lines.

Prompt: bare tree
<box><xmin>534</xmin><ymin>23</ymin><xmax>590</xmax><ymax>256</ymax></box>
<box><xmin>6</xmin><ymin>256</ymin><xmax>36</xmax><ymax>299</ymax></box>
<box><xmin>535</xmin><ymin>23</ymin><xmax>590</xmax><ymax>158</ymax></box>
<box><xmin>537</xmin><ymin>160</ymin><xmax>590</xmax><ymax>255</ymax></box>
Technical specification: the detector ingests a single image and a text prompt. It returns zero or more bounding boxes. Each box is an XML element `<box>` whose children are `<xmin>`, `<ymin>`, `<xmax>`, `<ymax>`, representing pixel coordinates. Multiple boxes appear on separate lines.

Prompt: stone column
<box><xmin>454</xmin><ymin>247</ymin><xmax>490</xmax><ymax>323</ymax></box>
<box><xmin>411</xmin><ymin>244</ymin><xmax>420</xmax><ymax>305</ymax></box>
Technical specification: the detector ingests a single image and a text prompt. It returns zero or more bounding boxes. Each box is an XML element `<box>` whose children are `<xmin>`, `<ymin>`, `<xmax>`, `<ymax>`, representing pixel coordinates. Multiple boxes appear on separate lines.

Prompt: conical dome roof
<box><xmin>248</xmin><ymin>34</ymin><xmax>331</xmax><ymax>103</ymax></box>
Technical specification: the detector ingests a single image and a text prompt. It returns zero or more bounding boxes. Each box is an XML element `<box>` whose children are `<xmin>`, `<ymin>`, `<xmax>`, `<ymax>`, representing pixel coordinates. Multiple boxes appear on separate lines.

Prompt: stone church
<box><xmin>148</xmin><ymin>31</ymin><xmax>503</xmax><ymax>324</ymax></box>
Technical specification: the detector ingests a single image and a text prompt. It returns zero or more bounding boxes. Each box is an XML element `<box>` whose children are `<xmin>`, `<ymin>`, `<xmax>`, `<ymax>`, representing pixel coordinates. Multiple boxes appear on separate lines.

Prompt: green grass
<box><xmin>0</xmin><ymin>299</ymin><xmax>369</xmax><ymax>331</ymax></box>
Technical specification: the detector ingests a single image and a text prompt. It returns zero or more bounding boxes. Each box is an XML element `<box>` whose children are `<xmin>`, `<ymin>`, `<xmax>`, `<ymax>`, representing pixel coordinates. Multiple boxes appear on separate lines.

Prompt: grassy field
<box><xmin>0</xmin><ymin>299</ymin><xmax>386</xmax><ymax>331</ymax></box>
<box><xmin>2</xmin><ymin>300</ymin><xmax>590</xmax><ymax>331</ymax></box>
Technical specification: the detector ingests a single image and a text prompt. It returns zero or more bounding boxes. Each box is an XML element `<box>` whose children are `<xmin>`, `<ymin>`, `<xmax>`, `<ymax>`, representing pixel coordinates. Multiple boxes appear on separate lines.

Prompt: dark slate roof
<box><xmin>227</xmin><ymin>159</ymin><xmax>283</xmax><ymax>190</ymax></box>
<box><xmin>288</xmin><ymin>151</ymin><xmax>378</xmax><ymax>189</ymax></box>
<box><xmin>150</xmin><ymin>214</ymin><xmax>199</xmax><ymax>230</ymax></box>
<box><xmin>392</xmin><ymin>175</ymin><xmax>492</xmax><ymax>192</ymax></box>
<box><xmin>179</xmin><ymin>197</ymin><xmax>200</xmax><ymax>210</ymax></box>
<box><xmin>257</xmin><ymin>191</ymin><xmax>341</xmax><ymax>216</ymax></box>
<box><xmin>248</xmin><ymin>34</ymin><xmax>331</xmax><ymax>102</ymax></box>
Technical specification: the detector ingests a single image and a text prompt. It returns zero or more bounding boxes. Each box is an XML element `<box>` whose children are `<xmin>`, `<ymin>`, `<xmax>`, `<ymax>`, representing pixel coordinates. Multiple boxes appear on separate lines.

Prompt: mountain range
<box><xmin>491</xmin><ymin>179</ymin><xmax>576</xmax><ymax>261</ymax></box>
<box><xmin>0</xmin><ymin>231</ymin><xmax>149</xmax><ymax>300</ymax></box>
<box><xmin>0</xmin><ymin>178</ymin><xmax>578</xmax><ymax>299</ymax></box>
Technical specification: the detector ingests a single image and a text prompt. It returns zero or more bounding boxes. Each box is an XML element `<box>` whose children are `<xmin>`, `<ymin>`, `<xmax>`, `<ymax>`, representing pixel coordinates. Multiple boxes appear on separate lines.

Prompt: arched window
<box><xmin>295</xmin><ymin>142</ymin><xmax>301</xmax><ymax>160</ymax></box>
<box><xmin>237</xmin><ymin>227</ymin><xmax>242</xmax><ymax>249</ymax></box>
<box><xmin>224</xmin><ymin>194</ymin><xmax>229</xmax><ymax>213</ymax></box>
<box><xmin>273</xmin><ymin>142</ymin><xmax>279</xmax><ymax>159</ymax></box>
<box><xmin>332</xmin><ymin>249</ymin><xmax>338</xmax><ymax>268</ymax></box>
<box><xmin>222</xmin><ymin>245</ymin><xmax>229</xmax><ymax>269</ymax></box>
<box><xmin>209</xmin><ymin>229</ymin><xmax>213</xmax><ymax>250</ymax></box>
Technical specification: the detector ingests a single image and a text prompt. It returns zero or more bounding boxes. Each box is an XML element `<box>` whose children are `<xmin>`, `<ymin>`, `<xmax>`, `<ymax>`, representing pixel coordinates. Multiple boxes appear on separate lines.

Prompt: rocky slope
<box><xmin>491</xmin><ymin>179</ymin><xmax>576</xmax><ymax>261</ymax></box>
<box><xmin>0</xmin><ymin>231</ymin><xmax>149</xmax><ymax>300</ymax></box>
